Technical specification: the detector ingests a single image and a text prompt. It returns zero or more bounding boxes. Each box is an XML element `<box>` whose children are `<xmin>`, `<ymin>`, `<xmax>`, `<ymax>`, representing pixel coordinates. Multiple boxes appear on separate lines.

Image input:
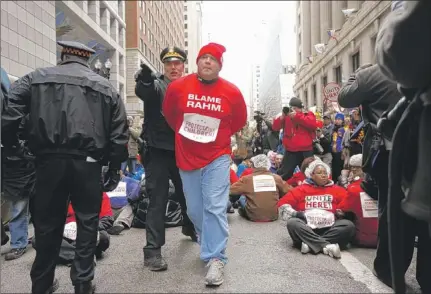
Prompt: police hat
<box><xmin>57</xmin><ymin>40</ymin><xmax>95</xmax><ymax>59</ymax></box>
<box><xmin>160</xmin><ymin>46</ymin><xmax>187</xmax><ymax>63</ymax></box>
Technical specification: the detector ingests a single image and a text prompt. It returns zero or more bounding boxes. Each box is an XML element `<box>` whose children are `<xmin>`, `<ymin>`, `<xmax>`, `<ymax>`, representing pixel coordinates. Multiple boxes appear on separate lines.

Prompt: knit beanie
<box><xmin>335</xmin><ymin>112</ymin><xmax>345</xmax><ymax>121</ymax></box>
<box><xmin>196</xmin><ymin>43</ymin><xmax>226</xmax><ymax>67</ymax></box>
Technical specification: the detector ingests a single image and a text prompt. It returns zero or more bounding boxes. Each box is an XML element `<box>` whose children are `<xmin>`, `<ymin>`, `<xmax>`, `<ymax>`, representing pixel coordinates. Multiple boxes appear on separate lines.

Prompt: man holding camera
<box><xmin>135</xmin><ymin>46</ymin><xmax>196</xmax><ymax>272</ymax></box>
<box><xmin>272</xmin><ymin>98</ymin><xmax>317</xmax><ymax>180</ymax></box>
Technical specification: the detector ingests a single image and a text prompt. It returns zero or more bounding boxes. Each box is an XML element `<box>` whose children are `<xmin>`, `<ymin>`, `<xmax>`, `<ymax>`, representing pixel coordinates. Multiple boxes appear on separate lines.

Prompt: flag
<box><xmin>293</xmin><ymin>166</ymin><xmax>301</xmax><ymax>174</ymax></box>
<box><xmin>327</xmin><ymin>29</ymin><xmax>338</xmax><ymax>42</ymax></box>
<box><xmin>314</xmin><ymin>43</ymin><xmax>327</xmax><ymax>54</ymax></box>
<box><xmin>342</xmin><ymin>8</ymin><xmax>358</xmax><ymax>18</ymax></box>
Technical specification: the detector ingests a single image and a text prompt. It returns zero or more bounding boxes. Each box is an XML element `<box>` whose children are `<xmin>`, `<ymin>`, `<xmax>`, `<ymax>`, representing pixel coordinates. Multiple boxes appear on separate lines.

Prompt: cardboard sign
<box><xmin>323</xmin><ymin>82</ymin><xmax>341</xmax><ymax>102</ymax></box>
<box><xmin>304</xmin><ymin>209</ymin><xmax>335</xmax><ymax>229</ymax></box>
<box><xmin>360</xmin><ymin>192</ymin><xmax>378</xmax><ymax>218</ymax></box>
<box><xmin>106</xmin><ymin>181</ymin><xmax>127</xmax><ymax>198</ymax></box>
<box><xmin>253</xmin><ymin>175</ymin><xmax>277</xmax><ymax>192</ymax></box>
<box><xmin>179</xmin><ymin>113</ymin><xmax>221</xmax><ymax>143</ymax></box>
<box><xmin>63</xmin><ymin>222</ymin><xmax>77</xmax><ymax>241</ymax></box>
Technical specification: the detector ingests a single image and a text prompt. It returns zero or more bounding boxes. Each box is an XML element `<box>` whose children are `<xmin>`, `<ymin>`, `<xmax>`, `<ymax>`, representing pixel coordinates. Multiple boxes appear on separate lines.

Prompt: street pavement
<box><xmin>1</xmin><ymin>212</ymin><xmax>422</xmax><ymax>293</ymax></box>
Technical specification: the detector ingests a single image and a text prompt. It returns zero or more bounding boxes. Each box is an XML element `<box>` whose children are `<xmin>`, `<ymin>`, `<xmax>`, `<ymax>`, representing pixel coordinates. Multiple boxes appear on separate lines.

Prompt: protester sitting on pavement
<box><xmin>267</xmin><ymin>151</ymin><xmax>278</xmax><ymax>173</ymax></box>
<box><xmin>275</xmin><ymin>153</ymin><xmax>283</xmax><ymax>170</ymax></box>
<box><xmin>278</xmin><ymin>160</ymin><xmax>356</xmax><ymax>259</ymax></box>
<box><xmin>230</xmin><ymin>154</ymin><xmax>291</xmax><ymax>222</ymax></box>
<box><xmin>340</xmin><ymin>154</ymin><xmax>378</xmax><ymax>248</ymax></box>
<box><xmin>286</xmin><ymin>156</ymin><xmax>318</xmax><ymax>187</ymax></box>
<box><xmin>236</xmin><ymin>155</ymin><xmax>252</xmax><ymax>177</ymax></box>
<box><xmin>163</xmin><ymin>42</ymin><xmax>247</xmax><ymax>286</ymax></box>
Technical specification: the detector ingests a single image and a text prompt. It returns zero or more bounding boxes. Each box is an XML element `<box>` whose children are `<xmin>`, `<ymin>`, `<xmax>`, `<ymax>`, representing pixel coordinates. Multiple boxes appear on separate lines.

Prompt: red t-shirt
<box><xmin>342</xmin><ymin>179</ymin><xmax>378</xmax><ymax>247</ymax></box>
<box><xmin>278</xmin><ymin>182</ymin><xmax>347</xmax><ymax>213</ymax></box>
<box><xmin>230</xmin><ymin>168</ymin><xmax>239</xmax><ymax>184</ymax></box>
<box><xmin>287</xmin><ymin>172</ymin><xmax>306</xmax><ymax>187</ymax></box>
<box><xmin>163</xmin><ymin>74</ymin><xmax>247</xmax><ymax>170</ymax></box>
<box><xmin>66</xmin><ymin>192</ymin><xmax>112</xmax><ymax>224</ymax></box>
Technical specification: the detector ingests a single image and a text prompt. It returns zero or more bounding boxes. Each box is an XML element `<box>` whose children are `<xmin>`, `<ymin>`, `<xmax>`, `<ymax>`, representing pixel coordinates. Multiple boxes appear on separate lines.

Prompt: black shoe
<box><xmin>181</xmin><ymin>226</ymin><xmax>198</xmax><ymax>242</ymax></box>
<box><xmin>74</xmin><ymin>282</ymin><xmax>96</xmax><ymax>294</ymax></box>
<box><xmin>1</xmin><ymin>234</ymin><xmax>9</xmax><ymax>246</ymax></box>
<box><xmin>107</xmin><ymin>224</ymin><xmax>124</xmax><ymax>235</ymax></box>
<box><xmin>227</xmin><ymin>205</ymin><xmax>235</xmax><ymax>214</ymax></box>
<box><xmin>5</xmin><ymin>247</ymin><xmax>26</xmax><ymax>260</ymax></box>
<box><xmin>47</xmin><ymin>278</ymin><xmax>59</xmax><ymax>294</ymax></box>
<box><xmin>144</xmin><ymin>255</ymin><xmax>168</xmax><ymax>271</ymax></box>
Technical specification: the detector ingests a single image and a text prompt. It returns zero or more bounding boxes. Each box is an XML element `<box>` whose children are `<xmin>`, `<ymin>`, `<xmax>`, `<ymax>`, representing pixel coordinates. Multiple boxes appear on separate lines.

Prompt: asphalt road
<box><xmin>0</xmin><ymin>212</ymin><xmax>421</xmax><ymax>293</ymax></box>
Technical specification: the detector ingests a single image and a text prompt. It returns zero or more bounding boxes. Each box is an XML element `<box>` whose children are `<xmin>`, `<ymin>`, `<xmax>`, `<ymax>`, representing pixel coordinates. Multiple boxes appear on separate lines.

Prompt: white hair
<box><xmin>349</xmin><ymin>154</ymin><xmax>363</xmax><ymax>167</ymax></box>
<box><xmin>250</xmin><ymin>154</ymin><xmax>271</xmax><ymax>170</ymax></box>
<box><xmin>304</xmin><ymin>160</ymin><xmax>331</xmax><ymax>178</ymax></box>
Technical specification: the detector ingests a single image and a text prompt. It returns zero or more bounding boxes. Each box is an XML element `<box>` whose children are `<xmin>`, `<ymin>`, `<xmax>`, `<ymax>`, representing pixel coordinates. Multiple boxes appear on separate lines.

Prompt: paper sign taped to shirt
<box><xmin>304</xmin><ymin>209</ymin><xmax>335</xmax><ymax>229</ymax></box>
<box><xmin>179</xmin><ymin>113</ymin><xmax>220</xmax><ymax>143</ymax></box>
<box><xmin>253</xmin><ymin>175</ymin><xmax>277</xmax><ymax>192</ymax></box>
<box><xmin>63</xmin><ymin>222</ymin><xmax>77</xmax><ymax>241</ymax></box>
<box><xmin>106</xmin><ymin>181</ymin><xmax>127</xmax><ymax>198</ymax></box>
<box><xmin>360</xmin><ymin>192</ymin><xmax>378</xmax><ymax>218</ymax></box>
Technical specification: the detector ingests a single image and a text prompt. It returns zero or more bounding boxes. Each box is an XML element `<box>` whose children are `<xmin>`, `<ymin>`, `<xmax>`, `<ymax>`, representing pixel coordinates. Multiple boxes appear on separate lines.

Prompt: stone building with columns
<box><xmin>125</xmin><ymin>1</ymin><xmax>185</xmax><ymax>118</ymax></box>
<box><xmin>293</xmin><ymin>1</ymin><xmax>392</xmax><ymax>111</ymax></box>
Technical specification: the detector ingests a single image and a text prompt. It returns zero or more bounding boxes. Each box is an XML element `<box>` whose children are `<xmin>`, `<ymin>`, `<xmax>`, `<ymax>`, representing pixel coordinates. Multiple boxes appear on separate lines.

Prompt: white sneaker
<box><xmin>205</xmin><ymin>259</ymin><xmax>224</xmax><ymax>286</ymax></box>
<box><xmin>301</xmin><ymin>242</ymin><xmax>310</xmax><ymax>254</ymax></box>
<box><xmin>323</xmin><ymin>244</ymin><xmax>341</xmax><ymax>259</ymax></box>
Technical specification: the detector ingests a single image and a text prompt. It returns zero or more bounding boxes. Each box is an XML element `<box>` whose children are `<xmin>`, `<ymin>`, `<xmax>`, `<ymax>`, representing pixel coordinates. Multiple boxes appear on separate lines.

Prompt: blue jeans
<box><xmin>8</xmin><ymin>198</ymin><xmax>29</xmax><ymax>249</ymax></box>
<box><xmin>121</xmin><ymin>158</ymin><xmax>137</xmax><ymax>174</ymax></box>
<box><xmin>179</xmin><ymin>155</ymin><xmax>230</xmax><ymax>263</ymax></box>
<box><xmin>238</xmin><ymin>195</ymin><xmax>247</xmax><ymax>208</ymax></box>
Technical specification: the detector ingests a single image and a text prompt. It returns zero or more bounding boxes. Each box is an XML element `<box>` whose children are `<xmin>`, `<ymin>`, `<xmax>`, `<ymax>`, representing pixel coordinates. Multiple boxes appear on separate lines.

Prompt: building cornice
<box><xmin>293</xmin><ymin>1</ymin><xmax>390</xmax><ymax>91</ymax></box>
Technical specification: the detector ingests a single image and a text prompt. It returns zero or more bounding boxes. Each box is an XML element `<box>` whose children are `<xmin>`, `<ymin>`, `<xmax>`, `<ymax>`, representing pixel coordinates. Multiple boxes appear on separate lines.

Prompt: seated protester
<box><xmin>267</xmin><ymin>150</ymin><xmax>278</xmax><ymax>173</ymax></box>
<box><xmin>341</xmin><ymin>154</ymin><xmax>378</xmax><ymax>248</ymax></box>
<box><xmin>286</xmin><ymin>156</ymin><xmax>317</xmax><ymax>187</ymax></box>
<box><xmin>275</xmin><ymin>153</ymin><xmax>283</xmax><ymax>171</ymax></box>
<box><xmin>278</xmin><ymin>160</ymin><xmax>356</xmax><ymax>259</ymax></box>
<box><xmin>236</xmin><ymin>156</ymin><xmax>252</xmax><ymax>177</ymax></box>
<box><xmin>230</xmin><ymin>154</ymin><xmax>292</xmax><ymax>222</ymax></box>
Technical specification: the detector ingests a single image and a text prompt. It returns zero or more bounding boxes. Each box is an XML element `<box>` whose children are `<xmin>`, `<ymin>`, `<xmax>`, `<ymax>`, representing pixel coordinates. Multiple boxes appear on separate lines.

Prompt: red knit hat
<box><xmin>196</xmin><ymin>42</ymin><xmax>226</xmax><ymax>67</ymax></box>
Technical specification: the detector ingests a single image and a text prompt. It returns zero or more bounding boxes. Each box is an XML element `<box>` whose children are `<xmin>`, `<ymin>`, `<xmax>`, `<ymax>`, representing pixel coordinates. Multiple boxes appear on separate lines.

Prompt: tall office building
<box><xmin>125</xmin><ymin>0</ymin><xmax>184</xmax><ymax>117</ymax></box>
<box><xmin>293</xmin><ymin>1</ymin><xmax>392</xmax><ymax>111</ymax></box>
<box><xmin>259</xmin><ymin>4</ymin><xmax>296</xmax><ymax>118</ymax></box>
<box><xmin>184</xmin><ymin>0</ymin><xmax>203</xmax><ymax>74</ymax></box>
<box><xmin>1</xmin><ymin>1</ymin><xmax>57</xmax><ymax>82</ymax></box>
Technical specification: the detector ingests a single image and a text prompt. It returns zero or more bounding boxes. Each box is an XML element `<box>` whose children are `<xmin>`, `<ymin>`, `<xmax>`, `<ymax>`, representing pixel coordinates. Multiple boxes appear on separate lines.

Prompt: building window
<box><xmin>144</xmin><ymin>43</ymin><xmax>147</xmax><ymax>56</ymax></box>
<box><xmin>142</xmin><ymin>1</ymin><xmax>145</xmax><ymax>11</ymax></box>
<box><xmin>139</xmin><ymin>0</ymin><xmax>141</xmax><ymax>8</ymax></box>
<box><xmin>351</xmin><ymin>52</ymin><xmax>360</xmax><ymax>72</ymax></box>
<box><xmin>185</xmin><ymin>32</ymin><xmax>188</xmax><ymax>38</ymax></box>
<box><xmin>184</xmin><ymin>23</ymin><xmax>188</xmax><ymax>29</ymax></box>
<box><xmin>335</xmin><ymin>66</ymin><xmax>342</xmax><ymax>84</ymax></box>
<box><xmin>322</xmin><ymin>75</ymin><xmax>328</xmax><ymax>89</ymax></box>
<box><xmin>184</xmin><ymin>14</ymin><xmax>188</xmax><ymax>20</ymax></box>
<box><xmin>185</xmin><ymin>41</ymin><xmax>188</xmax><ymax>47</ymax></box>
<box><xmin>139</xmin><ymin>17</ymin><xmax>143</xmax><ymax>31</ymax></box>
<box><xmin>143</xmin><ymin>22</ymin><xmax>146</xmax><ymax>34</ymax></box>
<box><xmin>140</xmin><ymin>38</ymin><xmax>143</xmax><ymax>52</ymax></box>
<box><xmin>312</xmin><ymin>83</ymin><xmax>317</xmax><ymax>106</ymax></box>
<box><xmin>371</xmin><ymin>36</ymin><xmax>377</xmax><ymax>62</ymax></box>
<box><xmin>304</xmin><ymin>90</ymin><xmax>308</xmax><ymax>104</ymax></box>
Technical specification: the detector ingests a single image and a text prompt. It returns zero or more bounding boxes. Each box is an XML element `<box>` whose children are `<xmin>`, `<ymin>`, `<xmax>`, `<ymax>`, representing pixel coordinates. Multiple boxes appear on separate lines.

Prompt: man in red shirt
<box><xmin>272</xmin><ymin>98</ymin><xmax>317</xmax><ymax>180</ymax></box>
<box><xmin>163</xmin><ymin>43</ymin><xmax>247</xmax><ymax>287</ymax></box>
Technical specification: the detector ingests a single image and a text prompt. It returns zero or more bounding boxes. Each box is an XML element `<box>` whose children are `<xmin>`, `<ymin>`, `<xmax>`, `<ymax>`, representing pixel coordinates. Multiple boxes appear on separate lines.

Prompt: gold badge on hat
<box><xmin>163</xmin><ymin>47</ymin><xmax>183</xmax><ymax>61</ymax></box>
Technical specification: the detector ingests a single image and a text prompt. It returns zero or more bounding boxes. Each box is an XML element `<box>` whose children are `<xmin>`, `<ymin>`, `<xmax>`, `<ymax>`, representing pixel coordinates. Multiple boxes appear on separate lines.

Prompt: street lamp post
<box><xmin>93</xmin><ymin>58</ymin><xmax>112</xmax><ymax>79</ymax></box>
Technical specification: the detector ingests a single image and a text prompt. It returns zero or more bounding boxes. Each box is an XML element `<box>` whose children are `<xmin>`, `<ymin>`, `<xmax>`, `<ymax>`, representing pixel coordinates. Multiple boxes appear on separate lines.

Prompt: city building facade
<box><xmin>293</xmin><ymin>0</ymin><xmax>392</xmax><ymax>111</ymax></box>
<box><xmin>1</xmin><ymin>1</ymin><xmax>57</xmax><ymax>82</ymax></box>
<box><xmin>55</xmin><ymin>0</ymin><xmax>127</xmax><ymax>102</ymax></box>
<box><xmin>125</xmin><ymin>0</ymin><xmax>184</xmax><ymax>117</ymax></box>
<box><xmin>184</xmin><ymin>0</ymin><xmax>203</xmax><ymax>74</ymax></box>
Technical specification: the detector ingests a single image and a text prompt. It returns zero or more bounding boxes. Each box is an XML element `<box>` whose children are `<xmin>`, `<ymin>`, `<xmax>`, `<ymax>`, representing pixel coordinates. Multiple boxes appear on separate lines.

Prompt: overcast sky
<box><xmin>201</xmin><ymin>1</ymin><xmax>296</xmax><ymax>103</ymax></box>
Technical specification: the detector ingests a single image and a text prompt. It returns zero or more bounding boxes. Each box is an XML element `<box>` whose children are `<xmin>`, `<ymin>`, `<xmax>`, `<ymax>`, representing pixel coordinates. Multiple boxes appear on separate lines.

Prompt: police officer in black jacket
<box><xmin>135</xmin><ymin>47</ymin><xmax>196</xmax><ymax>272</ymax></box>
<box><xmin>1</xmin><ymin>41</ymin><xmax>129</xmax><ymax>294</ymax></box>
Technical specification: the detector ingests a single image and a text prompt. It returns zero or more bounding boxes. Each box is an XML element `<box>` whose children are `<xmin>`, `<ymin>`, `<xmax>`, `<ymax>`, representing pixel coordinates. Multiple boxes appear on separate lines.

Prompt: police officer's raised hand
<box><xmin>135</xmin><ymin>63</ymin><xmax>154</xmax><ymax>83</ymax></box>
<box><xmin>103</xmin><ymin>169</ymin><xmax>121</xmax><ymax>192</ymax></box>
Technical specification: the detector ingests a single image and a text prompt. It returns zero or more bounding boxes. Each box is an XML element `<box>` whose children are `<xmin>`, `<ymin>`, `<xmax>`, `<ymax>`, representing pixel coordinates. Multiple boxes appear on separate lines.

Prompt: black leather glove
<box><xmin>135</xmin><ymin>63</ymin><xmax>154</xmax><ymax>83</ymax></box>
<box><xmin>103</xmin><ymin>168</ymin><xmax>121</xmax><ymax>192</ymax></box>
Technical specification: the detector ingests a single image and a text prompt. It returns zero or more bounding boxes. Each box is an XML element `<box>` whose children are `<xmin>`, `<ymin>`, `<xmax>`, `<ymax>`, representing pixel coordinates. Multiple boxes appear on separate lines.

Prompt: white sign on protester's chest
<box><xmin>179</xmin><ymin>93</ymin><xmax>227</xmax><ymax>143</ymax></box>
